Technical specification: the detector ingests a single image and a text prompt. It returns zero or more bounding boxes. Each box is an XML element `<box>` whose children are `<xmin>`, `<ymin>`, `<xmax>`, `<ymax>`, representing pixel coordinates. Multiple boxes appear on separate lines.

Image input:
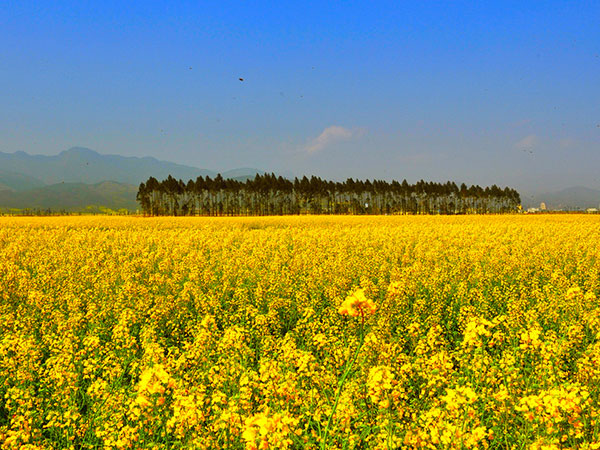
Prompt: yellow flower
<box><xmin>367</xmin><ymin>365</ymin><xmax>394</xmax><ymax>408</ymax></box>
<box><xmin>338</xmin><ymin>288</ymin><xmax>376</xmax><ymax>317</ymax></box>
<box><xmin>566</xmin><ymin>286</ymin><xmax>583</xmax><ymax>300</ymax></box>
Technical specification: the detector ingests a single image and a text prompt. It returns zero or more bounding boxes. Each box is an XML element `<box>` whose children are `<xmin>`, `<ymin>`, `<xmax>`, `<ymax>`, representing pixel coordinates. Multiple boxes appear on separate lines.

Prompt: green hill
<box><xmin>0</xmin><ymin>147</ymin><xmax>263</xmax><ymax>186</ymax></box>
<box><xmin>0</xmin><ymin>170</ymin><xmax>47</xmax><ymax>191</ymax></box>
<box><xmin>0</xmin><ymin>147</ymin><xmax>267</xmax><ymax>213</ymax></box>
<box><xmin>0</xmin><ymin>181</ymin><xmax>138</xmax><ymax>213</ymax></box>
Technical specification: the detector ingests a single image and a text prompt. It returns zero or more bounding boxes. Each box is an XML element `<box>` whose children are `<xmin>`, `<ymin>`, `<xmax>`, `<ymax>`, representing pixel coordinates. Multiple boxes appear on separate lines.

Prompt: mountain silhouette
<box><xmin>0</xmin><ymin>181</ymin><xmax>138</xmax><ymax>213</ymax></box>
<box><xmin>523</xmin><ymin>186</ymin><xmax>600</xmax><ymax>210</ymax></box>
<box><xmin>0</xmin><ymin>147</ymin><xmax>265</xmax><ymax>212</ymax></box>
<box><xmin>0</xmin><ymin>147</ymin><xmax>264</xmax><ymax>186</ymax></box>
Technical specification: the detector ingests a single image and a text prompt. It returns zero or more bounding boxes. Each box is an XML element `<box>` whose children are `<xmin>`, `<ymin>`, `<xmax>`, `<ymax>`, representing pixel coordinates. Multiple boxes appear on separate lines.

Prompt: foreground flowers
<box><xmin>0</xmin><ymin>215</ymin><xmax>599</xmax><ymax>449</ymax></box>
<box><xmin>338</xmin><ymin>288</ymin><xmax>377</xmax><ymax>319</ymax></box>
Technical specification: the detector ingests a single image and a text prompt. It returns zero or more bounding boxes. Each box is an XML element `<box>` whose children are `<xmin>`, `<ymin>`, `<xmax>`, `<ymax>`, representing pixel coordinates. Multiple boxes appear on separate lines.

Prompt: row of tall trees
<box><xmin>136</xmin><ymin>174</ymin><xmax>521</xmax><ymax>216</ymax></box>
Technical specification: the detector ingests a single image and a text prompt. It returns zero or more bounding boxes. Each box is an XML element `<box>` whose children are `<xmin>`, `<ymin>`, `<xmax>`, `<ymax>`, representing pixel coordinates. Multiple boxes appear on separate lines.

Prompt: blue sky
<box><xmin>1</xmin><ymin>1</ymin><xmax>599</xmax><ymax>192</ymax></box>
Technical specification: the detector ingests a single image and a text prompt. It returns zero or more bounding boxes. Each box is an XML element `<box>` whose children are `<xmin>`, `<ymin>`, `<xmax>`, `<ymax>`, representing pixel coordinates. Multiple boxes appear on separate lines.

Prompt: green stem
<box><xmin>320</xmin><ymin>321</ymin><xmax>364</xmax><ymax>450</ymax></box>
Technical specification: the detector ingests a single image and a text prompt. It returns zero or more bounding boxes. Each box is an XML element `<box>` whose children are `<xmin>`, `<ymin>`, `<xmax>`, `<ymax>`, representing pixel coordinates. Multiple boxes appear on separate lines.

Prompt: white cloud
<box><xmin>515</xmin><ymin>134</ymin><xmax>539</xmax><ymax>150</ymax></box>
<box><xmin>303</xmin><ymin>125</ymin><xmax>365</xmax><ymax>154</ymax></box>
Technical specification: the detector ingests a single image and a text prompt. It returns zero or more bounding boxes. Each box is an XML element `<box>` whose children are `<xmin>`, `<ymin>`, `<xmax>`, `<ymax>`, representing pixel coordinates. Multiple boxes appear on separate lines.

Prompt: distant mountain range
<box><xmin>0</xmin><ymin>147</ymin><xmax>264</xmax><ymax>212</ymax></box>
<box><xmin>522</xmin><ymin>186</ymin><xmax>600</xmax><ymax>210</ymax></box>
<box><xmin>1</xmin><ymin>147</ymin><xmax>598</xmax><ymax>213</ymax></box>
<box><xmin>0</xmin><ymin>181</ymin><xmax>138</xmax><ymax>213</ymax></box>
<box><xmin>0</xmin><ymin>147</ymin><xmax>263</xmax><ymax>188</ymax></box>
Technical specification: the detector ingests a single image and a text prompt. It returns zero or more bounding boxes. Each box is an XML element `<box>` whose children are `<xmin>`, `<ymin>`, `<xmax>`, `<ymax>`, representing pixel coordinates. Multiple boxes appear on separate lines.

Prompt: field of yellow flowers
<box><xmin>1</xmin><ymin>215</ymin><xmax>600</xmax><ymax>450</ymax></box>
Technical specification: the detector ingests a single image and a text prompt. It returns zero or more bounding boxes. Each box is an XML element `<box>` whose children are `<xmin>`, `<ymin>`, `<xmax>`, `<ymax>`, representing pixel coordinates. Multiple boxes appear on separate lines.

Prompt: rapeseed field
<box><xmin>1</xmin><ymin>215</ymin><xmax>599</xmax><ymax>449</ymax></box>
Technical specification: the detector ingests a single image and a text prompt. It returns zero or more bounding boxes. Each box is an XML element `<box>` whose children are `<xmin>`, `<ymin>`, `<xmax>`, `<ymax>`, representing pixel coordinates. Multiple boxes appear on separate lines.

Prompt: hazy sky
<box><xmin>1</xmin><ymin>1</ymin><xmax>599</xmax><ymax>193</ymax></box>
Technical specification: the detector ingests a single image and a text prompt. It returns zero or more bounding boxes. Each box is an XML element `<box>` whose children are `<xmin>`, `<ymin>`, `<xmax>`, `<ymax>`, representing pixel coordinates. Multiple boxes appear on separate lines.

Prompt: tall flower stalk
<box><xmin>320</xmin><ymin>289</ymin><xmax>376</xmax><ymax>450</ymax></box>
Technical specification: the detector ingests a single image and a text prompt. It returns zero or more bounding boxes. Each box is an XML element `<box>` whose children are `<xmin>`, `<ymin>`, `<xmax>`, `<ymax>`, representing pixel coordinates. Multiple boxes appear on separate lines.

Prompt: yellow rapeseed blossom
<box><xmin>242</xmin><ymin>408</ymin><xmax>299</xmax><ymax>450</ymax></box>
<box><xmin>0</xmin><ymin>215</ymin><xmax>599</xmax><ymax>449</ymax></box>
<box><xmin>338</xmin><ymin>288</ymin><xmax>377</xmax><ymax>318</ymax></box>
<box><xmin>367</xmin><ymin>365</ymin><xmax>394</xmax><ymax>408</ymax></box>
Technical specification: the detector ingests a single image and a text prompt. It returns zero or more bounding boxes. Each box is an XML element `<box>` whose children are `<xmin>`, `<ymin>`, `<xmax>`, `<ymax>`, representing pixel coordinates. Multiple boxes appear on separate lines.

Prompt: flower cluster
<box><xmin>0</xmin><ymin>214</ymin><xmax>599</xmax><ymax>449</ymax></box>
<box><xmin>338</xmin><ymin>288</ymin><xmax>377</xmax><ymax>318</ymax></box>
<box><xmin>241</xmin><ymin>408</ymin><xmax>299</xmax><ymax>450</ymax></box>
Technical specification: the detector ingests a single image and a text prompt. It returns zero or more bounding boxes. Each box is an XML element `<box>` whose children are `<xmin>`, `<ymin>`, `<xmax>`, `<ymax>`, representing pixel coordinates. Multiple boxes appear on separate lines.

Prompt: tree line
<box><xmin>136</xmin><ymin>174</ymin><xmax>521</xmax><ymax>216</ymax></box>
